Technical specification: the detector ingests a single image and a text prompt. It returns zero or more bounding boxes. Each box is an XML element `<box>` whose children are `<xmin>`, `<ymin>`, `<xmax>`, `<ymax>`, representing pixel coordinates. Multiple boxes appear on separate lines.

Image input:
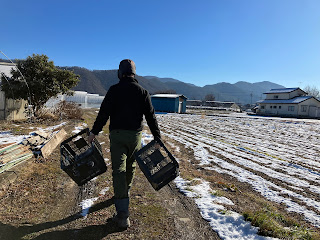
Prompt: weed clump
<box><xmin>53</xmin><ymin>101</ymin><xmax>83</xmax><ymax>120</ymax></box>
<box><xmin>243</xmin><ymin>204</ymin><xmax>320</xmax><ymax>239</ymax></box>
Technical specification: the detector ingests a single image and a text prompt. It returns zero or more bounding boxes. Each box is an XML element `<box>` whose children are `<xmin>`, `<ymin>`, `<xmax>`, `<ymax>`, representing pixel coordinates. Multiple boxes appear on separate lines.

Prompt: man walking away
<box><xmin>88</xmin><ymin>59</ymin><xmax>161</xmax><ymax>229</ymax></box>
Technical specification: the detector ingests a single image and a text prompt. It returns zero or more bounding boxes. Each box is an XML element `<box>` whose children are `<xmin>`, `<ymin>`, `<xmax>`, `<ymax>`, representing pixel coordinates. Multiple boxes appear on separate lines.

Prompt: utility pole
<box><xmin>250</xmin><ymin>92</ymin><xmax>253</xmax><ymax>106</ymax></box>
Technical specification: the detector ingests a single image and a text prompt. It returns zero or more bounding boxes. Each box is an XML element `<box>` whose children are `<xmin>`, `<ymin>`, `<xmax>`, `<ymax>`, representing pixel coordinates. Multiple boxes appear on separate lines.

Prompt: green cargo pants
<box><xmin>109</xmin><ymin>129</ymin><xmax>142</xmax><ymax>200</ymax></box>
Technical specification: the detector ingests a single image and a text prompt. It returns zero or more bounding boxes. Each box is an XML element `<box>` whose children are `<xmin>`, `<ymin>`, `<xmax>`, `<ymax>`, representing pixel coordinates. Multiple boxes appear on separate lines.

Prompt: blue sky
<box><xmin>2</xmin><ymin>0</ymin><xmax>320</xmax><ymax>90</ymax></box>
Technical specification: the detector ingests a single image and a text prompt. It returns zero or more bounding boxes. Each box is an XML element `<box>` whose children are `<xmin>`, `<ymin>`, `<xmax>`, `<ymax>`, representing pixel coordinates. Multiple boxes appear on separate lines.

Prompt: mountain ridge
<box><xmin>61</xmin><ymin>66</ymin><xmax>284</xmax><ymax>104</ymax></box>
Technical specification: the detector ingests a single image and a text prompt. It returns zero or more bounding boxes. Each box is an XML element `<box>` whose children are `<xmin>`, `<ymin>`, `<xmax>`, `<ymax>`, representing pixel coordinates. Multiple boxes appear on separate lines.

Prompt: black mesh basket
<box><xmin>134</xmin><ymin>139</ymin><xmax>179</xmax><ymax>191</ymax></box>
<box><xmin>60</xmin><ymin>128</ymin><xmax>107</xmax><ymax>186</ymax></box>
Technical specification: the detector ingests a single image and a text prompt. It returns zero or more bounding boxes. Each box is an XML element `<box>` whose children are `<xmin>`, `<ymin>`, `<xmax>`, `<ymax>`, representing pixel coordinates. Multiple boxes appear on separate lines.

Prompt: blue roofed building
<box><xmin>151</xmin><ymin>94</ymin><xmax>187</xmax><ymax>113</ymax></box>
<box><xmin>257</xmin><ymin>88</ymin><xmax>320</xmax><ymax>118</ymax></box>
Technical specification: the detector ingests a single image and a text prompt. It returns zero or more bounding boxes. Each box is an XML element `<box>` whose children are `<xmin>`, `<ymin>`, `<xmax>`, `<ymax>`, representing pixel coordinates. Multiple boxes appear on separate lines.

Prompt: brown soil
<box><xmin>0</xmin><ymin>111</ymin><xmax>220</xmax><ymax>240</ymax></box>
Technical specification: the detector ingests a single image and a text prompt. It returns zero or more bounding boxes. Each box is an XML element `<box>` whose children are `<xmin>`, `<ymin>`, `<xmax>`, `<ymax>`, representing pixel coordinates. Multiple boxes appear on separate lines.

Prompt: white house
<box><xmin>0</xmin><ymin>62</ymin><xmax>28</xmax><ymax>120</ymax></box>
<box><xmin>257</xmin><ymin>88</ymin><xmax>320</xmax><ymax>118</ymax></box>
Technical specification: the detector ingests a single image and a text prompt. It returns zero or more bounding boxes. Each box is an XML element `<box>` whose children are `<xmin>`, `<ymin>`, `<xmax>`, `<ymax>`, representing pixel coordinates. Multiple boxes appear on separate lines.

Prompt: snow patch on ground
<box><xmin>141</xmin><ymin>131</ymin><xmax>277</xmax><ymax>240</ymax></box>
<box><xmin>141</xmin><ymin>131</ymin><xmax>153</xmax><ymax>146</ymax></box>
<box><xmin>72</xmin><ymin>123</ymin><xmax>88</xmax><ymax>134</ymax></box>
<box><xmin>79</xmin><ymin>186</ymin><xmax>111</xmax><ymax>218</ymax></box>
<box><xmin>99</xmin><ymin>187</ymin><xmax>110</xmax><ymax>196</ymax></box>
<box><xmin>175</xmin><ymin>177</ymin><xmax>275</xmax><ymax>240</ymax></box>
<box><xmin>0</xmin><ymin>132</ymin><xmax>28</xmax><ymax>145</ymax></box>
<box><xmin>80</xmin><ymin>198</ymin><xmax>98</xmax><ymax>218</ymax></box>
<box><xmin>157</xmin><ymin>114</ymin><xmax>320</xmax><ymax>228</ymax></box>
<box><xmin>0</xmin><ymin>122</ymin><xmax>68</xmax><ymax>145</ymax></box>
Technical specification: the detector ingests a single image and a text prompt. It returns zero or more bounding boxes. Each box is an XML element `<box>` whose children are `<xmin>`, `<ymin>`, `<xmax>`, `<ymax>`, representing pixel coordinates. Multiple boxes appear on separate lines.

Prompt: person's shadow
<box><xmin>0</xmin><ymin>198</ymin><xmax>123</xmax><ymax>240</ymax></box>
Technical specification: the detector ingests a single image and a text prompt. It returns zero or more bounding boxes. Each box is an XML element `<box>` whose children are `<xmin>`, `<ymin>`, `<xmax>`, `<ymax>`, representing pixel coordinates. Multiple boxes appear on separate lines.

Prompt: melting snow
<box><xmin>141</xmin><ymin>131</ymin><xmax>276</xmax><ymax>239</ymax></box>
<box><xmin>156</xmin><ymin>113</ymin><xmax>320</xmax><ymax>228</ymax></box>
<box><xmin>0</xmin><ymin>122</ymin><xmax>68</xmax><ymax>146</ymax></box>
<box><xmin>80</xmin><ymin>197</ymin><xmax>98</xmax><ymax>218</ymax></box>
<box><xmin>79</xmin><ymin>186</ymin><xmax>111</xmax><ymax>218</ymax></box>
<box><xmin>143</xmin><ymin>113</ymin><xmax>320</xmax><ymax>239</ymax></box>
<box><xmin>72</xmin><ymin>123</ymin><xmax>88</xmax><ymax>134</ymax></box>
<box><xmin>175</xmin><ymin>177</ymin><xmax>275</xmax><ymax>240</ymax></box>
<box><xmin>0</xmin><ymin>132</ymin><xmax>28</xmax><ymax>145</ymax></box>
<box><xmin>141</xmin><ymin>131</ymin><xmax>153</xmax><ymax>146</ymax></box>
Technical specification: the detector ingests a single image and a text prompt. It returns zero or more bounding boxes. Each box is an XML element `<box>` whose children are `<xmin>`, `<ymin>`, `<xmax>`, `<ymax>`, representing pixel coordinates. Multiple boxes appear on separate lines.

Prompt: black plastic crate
<box><xmin>60</xmin><ymin>128</ymin><xmax>107</xmax><ymax>186</ymax></box>
<box><xmin>134</xmin><ymin>139</ymin><xmax>179</xmax><ymax>191</ymax></box>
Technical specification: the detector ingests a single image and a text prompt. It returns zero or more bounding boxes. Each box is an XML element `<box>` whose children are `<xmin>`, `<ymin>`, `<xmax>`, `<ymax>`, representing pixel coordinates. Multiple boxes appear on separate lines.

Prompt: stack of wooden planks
<box><xmin>0</xmin><ymin>129</ymin><xmax>67</xmax><ymax>173</ymax></box>
<box><xmin>0</xmin><ymin>143</ymin><xmax>33</xmax><ymax>173</ymax></box>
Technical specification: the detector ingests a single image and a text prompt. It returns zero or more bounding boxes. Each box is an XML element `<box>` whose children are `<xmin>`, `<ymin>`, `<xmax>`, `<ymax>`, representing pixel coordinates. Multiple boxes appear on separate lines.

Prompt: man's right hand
<box><xmin>88</xmin><ymin>132</ymin><xmax>96</xmax><ymax>143</ymax></box>
<box><xmin>154</xmin><ymin>136</ymin><xmax>162</xmax><ymax>143</ymax></box>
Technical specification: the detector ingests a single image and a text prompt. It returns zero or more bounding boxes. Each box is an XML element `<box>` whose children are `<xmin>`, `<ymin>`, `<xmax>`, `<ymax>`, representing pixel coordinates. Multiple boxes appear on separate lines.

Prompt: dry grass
<box><xmin>35</xmin><ymin>108</ymin><xmax>59</xmax><ymax>121</ymax></box>
<box><xmin>53</xmin><ymin>101</ymin><xmax>84</xmax><ymax>120</ymax></box>
<box><xmin>243</xmin><ymin>205</ymin><xmax>320</xmax><ymax>239</ymax></box>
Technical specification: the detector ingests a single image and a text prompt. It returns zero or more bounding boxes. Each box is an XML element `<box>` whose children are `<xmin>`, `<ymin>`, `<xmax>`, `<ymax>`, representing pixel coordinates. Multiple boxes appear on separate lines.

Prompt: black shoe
<box><xmin>112</xmin><ymin>211</ymin><xmax>130</xmax><ymax>229</ymax></box>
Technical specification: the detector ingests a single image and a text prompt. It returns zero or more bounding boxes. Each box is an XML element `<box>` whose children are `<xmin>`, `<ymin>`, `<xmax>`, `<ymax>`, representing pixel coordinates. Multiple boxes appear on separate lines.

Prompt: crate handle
<box><xmin>60</xmin><ymin>128</ymin><xmax>89</xmax><ymax>146</ymax></box>
<box><xmin>157</xmin><ymin>139</ymin><xmax>179</xmax><ymax>168</ymax></box>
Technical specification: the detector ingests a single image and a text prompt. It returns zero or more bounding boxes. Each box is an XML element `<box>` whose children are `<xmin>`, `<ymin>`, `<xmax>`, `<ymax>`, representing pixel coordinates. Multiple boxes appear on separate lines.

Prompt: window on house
<box><xmin>273</xmin><ymin>106</ymin><xmax>277</xmax><ymax>108</ymax></box>
<box><xmin>270</xmin><ymin>106</ymin><xmax>273</xmax><ymax>109</ymax></box>
<box><xmin>274</xmin><ymin>95</ymin><xmax>279</xmax><ymax>99</ymax></box>
<box><xmin>261</xmin><ymin>106</ymin><xmax>265</xmax><ymax>109</ymax></box>
<box><xmin>301</xmin><ymin>105</ymin><xmax>308</xmax><ymax>112</ymax></box>
<box><xmin>279</xmin><ymin>106</ymin><xmax>281</xmax><ymax>109</ymax></box>
<box><xmin>288</xmin><ymin>106</ymin><xmax>295</xmax><ymax>111</ymax></box>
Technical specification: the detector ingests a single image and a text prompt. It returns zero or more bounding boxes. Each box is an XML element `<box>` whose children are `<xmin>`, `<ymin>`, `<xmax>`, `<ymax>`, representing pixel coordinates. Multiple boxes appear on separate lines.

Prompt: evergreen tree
<box><xmin>1</xmin><ymin>54</ymin><xmax>79</xmax><ymax>115</ymax></box>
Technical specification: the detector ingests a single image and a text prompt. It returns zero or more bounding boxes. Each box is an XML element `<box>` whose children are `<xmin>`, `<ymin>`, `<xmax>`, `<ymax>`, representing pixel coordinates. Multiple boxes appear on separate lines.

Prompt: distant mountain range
<box><xmin>61</xmin><ymin>66</ymin><xmax>285</xmax><ymax>104</ymax></box>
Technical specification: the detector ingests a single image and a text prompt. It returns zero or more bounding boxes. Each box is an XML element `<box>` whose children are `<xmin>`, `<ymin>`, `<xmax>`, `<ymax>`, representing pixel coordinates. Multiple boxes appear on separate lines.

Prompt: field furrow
<box><xmin>157</xmin><ymin>114</ymin><xmax>320</xmax><ymax>228</ymax></box>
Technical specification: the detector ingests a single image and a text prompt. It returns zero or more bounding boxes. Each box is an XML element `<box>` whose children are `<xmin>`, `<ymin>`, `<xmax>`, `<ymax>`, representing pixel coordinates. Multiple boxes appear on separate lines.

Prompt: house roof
<box><xmin>151</xmin><ymin>94</ymin><xmax>187</xmax><ymax>99</ymax></box>
<box><xmin>259</xmin><ymin>96</ymin><xmax>314</xmax><ymax>104</ymax></box>
<box><xmin>264</xmin><ymin>88</ymin><xmax>306</xmax><ymax>94</ymax></box>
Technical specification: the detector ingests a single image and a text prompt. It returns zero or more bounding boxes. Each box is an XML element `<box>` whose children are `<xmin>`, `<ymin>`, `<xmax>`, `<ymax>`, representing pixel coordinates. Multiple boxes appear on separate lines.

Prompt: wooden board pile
<box><xmin>0</xmin><ymin>143</ymin><xmax>33</xmax><ymax>173</ymax></box>
<box><xmin>0</xmin><ymin>129</ymin><xmax>67</xmax><ymax>173</ymax></box>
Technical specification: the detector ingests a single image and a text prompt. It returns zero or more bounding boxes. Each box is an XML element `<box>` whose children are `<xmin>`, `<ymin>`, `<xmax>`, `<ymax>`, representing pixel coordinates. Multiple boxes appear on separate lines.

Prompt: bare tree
<box><xmin>204</xmin><ymin>93</ymin><xmax>215</xmax><ymax>101</ymax></box>
<box><xmin>303</xmin><ymin>85</ymin><xmax>320</xmax><ymax>98</ymax></box>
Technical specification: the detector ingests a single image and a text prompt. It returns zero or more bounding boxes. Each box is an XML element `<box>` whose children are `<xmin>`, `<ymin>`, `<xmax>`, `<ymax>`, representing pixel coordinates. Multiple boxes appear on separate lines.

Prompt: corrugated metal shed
<box><xmin>0</xmin><ymin>62</ymin><xmax>28</xmax><ymax>120</ymax></box>
<box><xmin>151</xmin><ymin>94</ymin><xmax>187</xmax><ymax>113</ymax></box>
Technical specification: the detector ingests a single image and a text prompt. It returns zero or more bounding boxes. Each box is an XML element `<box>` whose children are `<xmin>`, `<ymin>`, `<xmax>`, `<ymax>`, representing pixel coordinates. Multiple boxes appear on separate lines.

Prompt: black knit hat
<box><xmin>118</xmin><ymin>59</ymin><xmax>136</xmax><ymax>78</ymax></box>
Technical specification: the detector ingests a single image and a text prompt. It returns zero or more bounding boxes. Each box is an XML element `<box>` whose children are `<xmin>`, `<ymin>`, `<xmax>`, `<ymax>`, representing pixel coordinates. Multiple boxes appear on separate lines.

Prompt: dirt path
<box><xmin>0</xmin><ymin>117</ymin><xmax>221</xmax><ymax>240</ymax></box>
<box><xmin>0</xmin><ymin>168</ymin><xmax>220</xmax><ymax>240</ymax></box>
<box><xmin>158</xmin><ymin>183</ymin><xmax>220</xmax><ymax>240</ymax></box>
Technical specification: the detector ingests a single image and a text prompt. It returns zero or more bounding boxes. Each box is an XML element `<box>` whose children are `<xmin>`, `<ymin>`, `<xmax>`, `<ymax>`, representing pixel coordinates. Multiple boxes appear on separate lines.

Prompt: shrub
<box><xmin>53</xmin><ymin>101</ymin><xmax>83</xmax><ymax>120</ymax></box>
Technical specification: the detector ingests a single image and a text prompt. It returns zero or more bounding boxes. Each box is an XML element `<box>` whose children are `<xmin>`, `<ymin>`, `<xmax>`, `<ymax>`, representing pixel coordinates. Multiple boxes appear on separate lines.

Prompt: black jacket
<box><xmin>91</xmin><ymin>77</ymin><xmax>161</xmax><ymax>139</ymax></box>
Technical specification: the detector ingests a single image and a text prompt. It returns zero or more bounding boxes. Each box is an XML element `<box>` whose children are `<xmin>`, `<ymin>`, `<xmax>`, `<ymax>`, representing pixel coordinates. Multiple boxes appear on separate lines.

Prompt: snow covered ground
<box><xmin>0</xmin><ymin>122</ymin><xmax>67</xmax><ymax>146</ymax></box>
<box><xmin>1</xmin><ymin>114</ymin><xmax>319</xmax><ymax>239</ymax></box>
<box><xmin>154</xmin><ymin>113</ymin><xmax>320</xmax><ymax>237</ymax></box>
